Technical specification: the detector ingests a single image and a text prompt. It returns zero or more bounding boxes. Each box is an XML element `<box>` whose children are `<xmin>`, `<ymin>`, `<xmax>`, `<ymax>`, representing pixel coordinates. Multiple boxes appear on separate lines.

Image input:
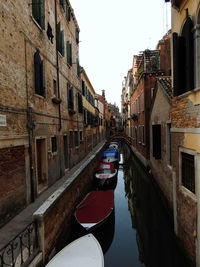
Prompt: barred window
<box><xmin>181</xmin><ymin>152</ymin><xmax>195</xmax><ymax>194</ymax></box>
<box><xmin>51</xmin><ymin>136</ymin><xmax>57</xmax><ymax>153</ymax></box>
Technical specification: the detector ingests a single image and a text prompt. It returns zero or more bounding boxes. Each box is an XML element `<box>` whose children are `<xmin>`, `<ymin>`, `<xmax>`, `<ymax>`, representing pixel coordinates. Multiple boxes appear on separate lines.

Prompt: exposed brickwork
<box><xmin>171</xmin><ymin>97</ymin><xmax>200</xmax><ymax>128</ymax></box>
<box><xmin>0</xmin><ymin>146</ymin><xmax>26</xmax><ymax>227</ymax></box>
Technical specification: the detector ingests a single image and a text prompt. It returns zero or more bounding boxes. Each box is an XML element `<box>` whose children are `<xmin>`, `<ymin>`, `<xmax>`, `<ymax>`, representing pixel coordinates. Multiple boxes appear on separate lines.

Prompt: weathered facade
<box><xmin>150</xmin><ymin>77</ymin><xmax>173</xmax><ymax>209</ymax></box>
<box><xmin>0</xmin><ymin>0</ymin><xmax>90</xmax><ymax>227</ymax></box>
<box><xmin>170</xmin><ymin>0</ymin><xmax>200</xmax><ymax>264</ymax></box>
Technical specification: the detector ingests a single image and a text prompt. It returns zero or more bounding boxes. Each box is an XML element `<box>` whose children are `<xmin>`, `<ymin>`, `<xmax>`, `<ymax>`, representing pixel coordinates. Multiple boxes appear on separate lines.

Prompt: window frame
<box><xmin>51</xmin><ymin>136</ymin><xmax>57</xmax><ymax>154</ymax></box>
<box><xmin>179</xmin><ymin>147</ymin><xmax>196</xmax><ymax>199</ymax></box>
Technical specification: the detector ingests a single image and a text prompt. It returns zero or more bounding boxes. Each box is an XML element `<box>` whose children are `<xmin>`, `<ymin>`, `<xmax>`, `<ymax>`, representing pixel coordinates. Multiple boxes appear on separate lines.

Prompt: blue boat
<box><xmin>102</xmin><ymin>150</ymin><xmax>119</xmax><ymax>168</ymax></box>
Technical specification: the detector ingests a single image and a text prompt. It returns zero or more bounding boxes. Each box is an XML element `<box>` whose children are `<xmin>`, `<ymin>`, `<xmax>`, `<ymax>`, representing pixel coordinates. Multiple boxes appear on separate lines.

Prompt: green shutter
<box><xmin>40</xmin><ymin>0</ymin><xmax>45</xmax><ymax>29</ymax></box>
<box><xmin>56</xmin><ymin>22</ymin><xmax>61</xmax><ymax>52</ymax></box>
<box><xmin>66</xmin><ymin>41</ymin><xmax>70</xmax><ymax>64</ymax></box>
<box><xmin>34</xmin><ymin>50</ymin><xmax>41</xmax><ymax>94</ymax></box>
<box><xmin>61</xmin><ymin>30</ymin><xmax>64</xmax><ymax>56</ymax></box>
<box><xmin>40</xmin><ymin>60</ymin><xmax>45</xmax><ymax>97</ymax></box>
<box><xmin>32</xmin><ymin>0</ymin><xmax>40</xmax><ymax>24</ymax></box>
<box><xmin>70</xmin><ymin>43</ymin><xmax>72</xmax><ymax>66</ymax></box>
<box><xmin>66</xmin><ymin>5</ymin><xmax>71</xmax><ymax>22</ymax></box>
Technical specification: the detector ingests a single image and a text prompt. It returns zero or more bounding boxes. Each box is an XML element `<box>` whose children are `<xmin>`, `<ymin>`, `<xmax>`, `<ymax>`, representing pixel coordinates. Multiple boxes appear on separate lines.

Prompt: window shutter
<box><xmin>71</xmin><ymin>86</ymin><xmax>74</xmax><ymax>110</ymax></box>
<box><xmin>152</xmin><ymin>125</ymin><xmax>161</xmax><ymax>159</ymax></box>
<box><xmin>69</xmin><ymin>43</ymin><xmax>72</xmax><ymax>66</ymax></box>
<box><xmin>32</xmin><ymin>0</ymin><xmax>40</xmax><ymax>23</ymax></box>
<box><xmin>172</xmin><ymin>32</ymin><xmax>180</xmax><ymax>96</ymax></box>
<box><xmin>34</xmin><ymin>50</ymin><xmax>41</xmax><ymax>95</ymax></box>
<box><xmin>67</xmin><ymin>83</ymin><xmax>70</xmax><ymax>108</ymax></box>
<box><xmin>66</xmin><ymin>5</ymin><xmax>71</xmax><ymax>22</ymax></box>
<box><xmin>61</xmin><ymin>30</ymin><xmax>64</xmax><ymax>56</ymax></box>
<box><xmin>82</xmin><ymin>80</ymin><xmax>85</xmax><ymax>96</ymax></box>
<box><xmin>75</xmin><ymin>28</ymin><xmax>79</xmax><ymax>44</ymax></box>
<box><xmin>40</xmin><ymin>0</ymin><xmax>45</xmax><ymax>29</ymax></box>
<box><xmin>40</xmin><ymin>60</ymin><xmax>45</xmax><ymax>97</ymax></box>
<box><xmin>185</xmin><ymin>17</ymin><xmax>194</xmax><ymax>91</ymax></box>
<box><xmin>56</xmin><ymin>22</ymin><xmax>61</xmax><ymax>52</ymax></box>
<box><xmin>66</xmin><ymin>41</ymin><xmax>70</xmax><ymax>64</ymax></box>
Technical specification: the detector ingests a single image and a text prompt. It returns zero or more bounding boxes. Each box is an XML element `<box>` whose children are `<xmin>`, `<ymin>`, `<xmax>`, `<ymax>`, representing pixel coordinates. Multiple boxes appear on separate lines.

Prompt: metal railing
<box><xmin>0</xmin><ymin>221</ymin><xmax>39</xmax><ymax>267</ymax></box>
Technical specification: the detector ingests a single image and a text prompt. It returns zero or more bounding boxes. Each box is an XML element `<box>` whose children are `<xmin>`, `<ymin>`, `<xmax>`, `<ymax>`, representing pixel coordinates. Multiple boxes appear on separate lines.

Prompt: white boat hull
<box><xmin>46</xmin><ymin>234</ymin><xmax>104</xmax><ymax>267</ymax></box>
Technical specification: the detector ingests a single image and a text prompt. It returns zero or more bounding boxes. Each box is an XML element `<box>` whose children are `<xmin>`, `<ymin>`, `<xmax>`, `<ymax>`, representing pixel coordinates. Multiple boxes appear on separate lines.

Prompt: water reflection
<box><xmin>121</xmin><ymin>143</ymin><xmax>191</xmax><ymax>267</ymax></box>
<box><xmin>65</xmin><ymin>141</ymin><xmax>192</xmax><ymax>267</ymax></box>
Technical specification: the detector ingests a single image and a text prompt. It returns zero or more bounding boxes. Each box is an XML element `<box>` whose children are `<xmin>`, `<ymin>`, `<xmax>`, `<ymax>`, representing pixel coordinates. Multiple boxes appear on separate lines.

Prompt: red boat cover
<box><xmin>98</xmin><ymin>162</ymin><xmax>114</xmax><ymax>171</ymax></box>
<box><xmin>75</xmin><ymin>190</ymin><xmax>114</xmax><ymax>223</ymax></box>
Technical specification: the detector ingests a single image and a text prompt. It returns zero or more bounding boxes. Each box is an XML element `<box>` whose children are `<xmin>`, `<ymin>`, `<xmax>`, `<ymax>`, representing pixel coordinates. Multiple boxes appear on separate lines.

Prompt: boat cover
<box><xmin>102</xmin><ymin>151</ymin><xmax>118</xmax><ymax>158</ymax></box>
<box><xmin>75</xmin><ymin>190</ymin><xmax>114</xmax><ymax>223</ymax></box>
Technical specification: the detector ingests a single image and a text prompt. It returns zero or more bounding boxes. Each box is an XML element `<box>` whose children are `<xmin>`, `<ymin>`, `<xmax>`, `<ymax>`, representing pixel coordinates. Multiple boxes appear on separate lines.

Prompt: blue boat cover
<box><xmin>103</xmin><ymin>150</ymin><xmax>118</xmax><ymax>157</ymax></box>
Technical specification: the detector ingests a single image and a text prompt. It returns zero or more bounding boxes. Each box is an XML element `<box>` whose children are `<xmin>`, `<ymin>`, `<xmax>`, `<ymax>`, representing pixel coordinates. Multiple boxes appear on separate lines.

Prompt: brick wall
<box><xmin>0</xmin><ymin>146</ymin><xmax>26</xmax><ymax>227</ymax></box>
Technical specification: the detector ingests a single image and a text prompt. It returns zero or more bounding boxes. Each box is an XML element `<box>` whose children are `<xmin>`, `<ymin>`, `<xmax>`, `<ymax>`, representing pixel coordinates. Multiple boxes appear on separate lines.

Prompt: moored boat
<box><xmin>102</xmin><ymin>150</ymin><xmax>119</xmax><ymax>168</ymax></box>
<box><xmin>46</xmin><ymin>234</ymin><xmax>104</xmax><ymax>267</ymax></box>
<box><xmin>75</xmin><ymin>190</ymin><xmax>114</xmax><ymax>230</ymax></box>
<box><xmin>94</xmin><ymin>162</ymin><xmax>118</xmax><ymax>188</ymax></box>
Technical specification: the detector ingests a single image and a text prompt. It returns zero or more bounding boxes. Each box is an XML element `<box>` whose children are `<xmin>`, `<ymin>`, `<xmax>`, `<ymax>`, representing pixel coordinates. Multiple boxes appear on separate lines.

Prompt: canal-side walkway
<box><xmin>0</xmin><ymin>140</ymin><xmax>106</xmax><ymax>250</ymax></box>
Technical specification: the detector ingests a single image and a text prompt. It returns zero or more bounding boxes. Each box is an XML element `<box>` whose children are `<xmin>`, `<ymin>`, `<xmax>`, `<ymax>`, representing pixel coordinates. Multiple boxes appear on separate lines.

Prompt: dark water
<box><xmin>68</xmin><ymin>142</ymin><xmax>192</xmax><ymax>267</ymax></box>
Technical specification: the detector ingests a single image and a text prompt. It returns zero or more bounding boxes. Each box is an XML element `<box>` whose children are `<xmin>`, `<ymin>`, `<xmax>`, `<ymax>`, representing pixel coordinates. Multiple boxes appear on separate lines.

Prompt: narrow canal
<box><xmin>66</xmin><ymin>141</ymin><xmax>192</xmax><ymax>267</ymax></box>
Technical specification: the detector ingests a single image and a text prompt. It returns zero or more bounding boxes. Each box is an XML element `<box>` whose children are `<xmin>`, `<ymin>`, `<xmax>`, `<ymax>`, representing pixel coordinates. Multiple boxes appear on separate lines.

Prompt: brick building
<box><xmin>150</xmin><ymin>77</ymin><xmax>173</xmax><ymax>208</ymax></box>
<box><xmin>170</xmin><ymin>0</ymin><xmax>200</xmax><ymax>264</ymax></box>
<box><xmin>0</xmin><ymin>0</ymin><xmax>102</xmax><ymax>227</ymax></box>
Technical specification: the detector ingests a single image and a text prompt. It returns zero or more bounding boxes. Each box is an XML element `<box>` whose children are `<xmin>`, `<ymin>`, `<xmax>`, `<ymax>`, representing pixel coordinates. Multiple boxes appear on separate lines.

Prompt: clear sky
<box><xmin>70</xmin><ymin>0</ymin><xmax>171</xmax><ymax>109</ymax></box>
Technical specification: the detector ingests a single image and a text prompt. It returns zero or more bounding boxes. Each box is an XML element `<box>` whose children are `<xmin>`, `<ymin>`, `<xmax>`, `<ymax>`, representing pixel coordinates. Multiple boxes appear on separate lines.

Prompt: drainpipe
<box><xmin>24</xmin><ymin>37</ymin><xmax>35</xmax><ymax>202</ymax></box>
<box><xmin>54</xmin><ymin>0</ymin><xmax>62</xmax><ymax>131</ymax></box>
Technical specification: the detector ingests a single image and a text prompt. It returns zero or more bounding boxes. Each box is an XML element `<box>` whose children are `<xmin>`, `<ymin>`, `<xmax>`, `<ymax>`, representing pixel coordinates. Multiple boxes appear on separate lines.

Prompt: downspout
<box><xmin>24</xmin><ymin>37</ymin><xmax>35</xmax><ymax>202</ymax></box>
<box><xmin>54</xmin><ymin>0</ymin><xmax>62</xmax><ymax>131</ymax></box>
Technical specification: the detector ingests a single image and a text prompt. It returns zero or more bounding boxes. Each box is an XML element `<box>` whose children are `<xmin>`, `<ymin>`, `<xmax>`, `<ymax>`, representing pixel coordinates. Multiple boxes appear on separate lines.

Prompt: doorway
<box><xmin>36</xmin><ymin>138</ymin><xmax>47</xmax><ymax>194</ymax></box>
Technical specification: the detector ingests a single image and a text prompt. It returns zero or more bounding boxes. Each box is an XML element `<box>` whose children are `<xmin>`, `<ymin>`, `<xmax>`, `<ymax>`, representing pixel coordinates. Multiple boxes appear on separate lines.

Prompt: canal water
<box><xmin>67</xmin><ymin>141</ymin><xmax>192</xmax><ymax>267</ymax></box>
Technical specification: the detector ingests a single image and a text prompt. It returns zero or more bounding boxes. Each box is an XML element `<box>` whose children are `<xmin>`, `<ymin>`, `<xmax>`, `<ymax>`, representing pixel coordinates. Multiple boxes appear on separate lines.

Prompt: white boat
<box><xmin>46</xmin><ymin>234</ymin><xmax>104</xmax><ymax>267</ymax></box>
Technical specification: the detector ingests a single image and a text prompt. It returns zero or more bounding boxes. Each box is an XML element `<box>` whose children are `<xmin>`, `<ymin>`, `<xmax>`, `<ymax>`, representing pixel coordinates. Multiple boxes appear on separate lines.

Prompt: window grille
<box><xmin>182</xmin><ymin>152</ymin><xmax>195</xmax><ymax>194</ymax></box>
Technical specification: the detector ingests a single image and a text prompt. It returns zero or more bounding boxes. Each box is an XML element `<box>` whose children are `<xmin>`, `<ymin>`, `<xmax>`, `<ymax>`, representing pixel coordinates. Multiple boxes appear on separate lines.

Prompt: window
<box><xmin>138</xmin><ymin>96</ymin><xmax>140</xmax><ymax>113</ymax></box>
<box><xmin>66</xmin><ymin>2</ymin><xmax>71</xmax><ymax>22</ymax></box>
<box><xmin>141</xmin><ymin>91</ymin><xmax>144</xmax><ymax>111</ymax></box>
<box><xmin>77</xmin><ymin>92</ymin><xmax>83</xmax><ymax>113</ymax></box>
<box><xmin>59</xmin><ymin>0</ymin><xmax>65</xmax><ymax>11</ymax></box>
<box><xmin>75</xmin><ymin>28</ymin><xmax>79</xmax><ymax>44</ymax></box>
<box><xmin>83</xmin><ymin>109</ymin><xmax>87</xmax><ymax>125</ymax></box>
<box><xmin>69</xmin><ymin>131</ymin><xmax>73</xmax><ymax>148</ymax></box>
<box><xmin>139</xmin><ymin>126</ymin><xmax>141</xmax><ymax>143</ymax></box>
<box><xmin>34</xmin><ymin>50</ymin><xmax>45</xmax><ymax>97</ymax></box>
<box><xmin>51</xmin><ymin>136</ymin><xmax>57</xmax><ymax>153</ymax></box>
<box><xmin>166</xmin><ymin>123</ymin><xmax>171</xmax><ymax>165</ymax></box>
<box><xmin>32</xmin><ymin>0</ymin><xmax>45</xmax><ymax>29</ymax></box>
<box><xmin>152</xmin><ymin>124</ymin><xmax>161</xmax><ymax>159</ymax></box>
<box><xmin>181</xmin><ymin>152</ymin><xmax>195</xmax><ymax>194</ymax></box>
<box><xmin>82</xmin><ymin>80</ymin><xmax>85</xmax><ymax>96</ymax></box>
<box><xmin>67</xmin><ymin>83</ymin><xmax>74</xmax><ymax>110</ymax></box>
<box><xmin>74</xmin><ymin>131</ymin><xmax>79</xmax><ymax>147</ymax></box>
<box><xmin>56</xmin><ymin>22</ymin><xmax>64</xmax><ymax>56</ymax></box>
<box><xmin>173</xmin><ymin>11</ymin><xmax>194</xmax><ymax>96</ymax></box>
<box><xmin>151</xmin><ymin>88</ymin><xmax>155</xmax><ymax>99</ymax></box>
<box><xmin>66</xmin><ymin>41</ymin><xmax>72</xmax><ymax>66</ymax></box>
<box><xmin>76</xmin><ymin>59</ymin><xmax>80</xmax><ymax>77</ymax></box>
